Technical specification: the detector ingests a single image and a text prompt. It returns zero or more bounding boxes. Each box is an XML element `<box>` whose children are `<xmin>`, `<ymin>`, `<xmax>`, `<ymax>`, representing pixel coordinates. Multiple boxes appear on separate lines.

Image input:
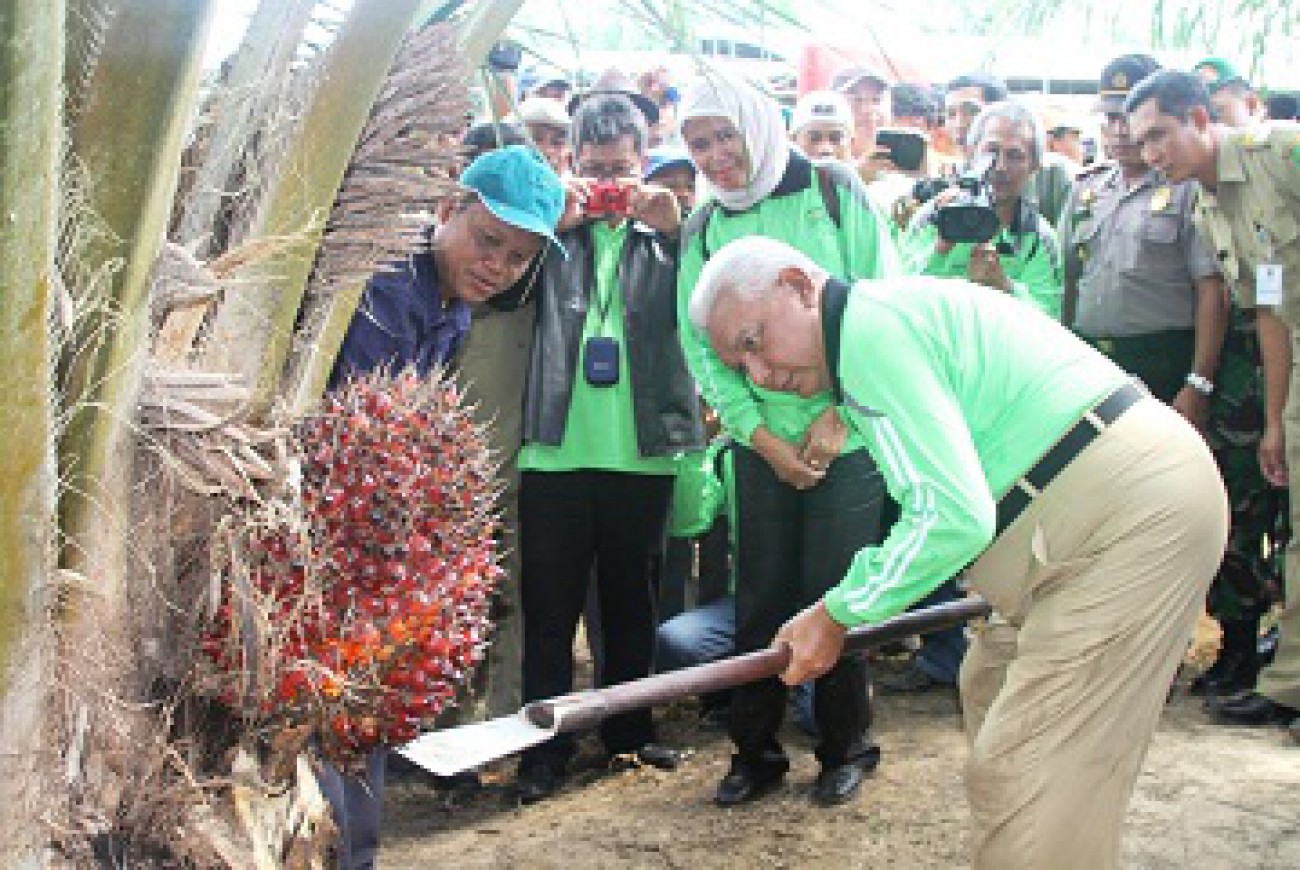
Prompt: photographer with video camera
<box><xmin>513</xmin><ymin>91</ymin><xmax>704</xmax><ymax>804</ymax></box>
<box><xmin>902</xmin><ymin>100</ymin><xmax>1064</xmax><ymax>320</ymax></box>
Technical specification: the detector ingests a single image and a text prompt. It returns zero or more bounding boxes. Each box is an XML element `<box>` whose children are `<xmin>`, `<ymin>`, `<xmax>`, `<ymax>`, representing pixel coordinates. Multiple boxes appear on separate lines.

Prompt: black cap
<box><xmin>891</xmin><ymin>83</ymin><xmax>939</xmax><ymax>121</ymax></box>
<box><xmin>461</xmin><ymin>121</ymin><xmax>528</xmax><ymax>159</ymax></box>
<box><xmin>1097</xmin><ymin>54</ymin><xmax>1161</xmax><ymax>113</ymax></box>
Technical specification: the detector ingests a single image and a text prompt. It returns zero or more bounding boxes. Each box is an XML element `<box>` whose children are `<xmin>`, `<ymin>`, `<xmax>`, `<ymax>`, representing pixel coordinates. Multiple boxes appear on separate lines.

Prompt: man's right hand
<box><xmin>1259</xmin><ymin>420</ymin><xmax>1288</xmax><ymax>487</ymax></box>
<box><xmin>556</xmin><ymin>178</ymin><xmax>591</xmax><ymax>233</ymax></box>
<box><xmin>752</xmin><ymin>427</ymin><xmax>825</xmax><ymax>490</ymax></box>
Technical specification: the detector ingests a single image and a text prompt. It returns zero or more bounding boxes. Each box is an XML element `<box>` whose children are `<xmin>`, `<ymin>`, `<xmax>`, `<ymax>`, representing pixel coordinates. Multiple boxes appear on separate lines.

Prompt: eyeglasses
<box><xmin>577</xmin><ymin>161</ymin><xmax>640</xmax><ymax>179</ymax></box>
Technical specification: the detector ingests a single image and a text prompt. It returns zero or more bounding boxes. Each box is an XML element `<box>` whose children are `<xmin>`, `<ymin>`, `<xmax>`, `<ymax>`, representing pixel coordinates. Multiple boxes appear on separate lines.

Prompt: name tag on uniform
<box><xmin>1257</xmin><ymin>263</ymin><xmax>1284</xmax><ymax>306</ymax></box>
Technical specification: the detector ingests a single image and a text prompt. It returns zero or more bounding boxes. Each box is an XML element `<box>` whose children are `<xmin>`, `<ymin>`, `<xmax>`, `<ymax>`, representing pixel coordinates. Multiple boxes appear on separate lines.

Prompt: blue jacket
<box><xmin>328</xmin><ymin>250</ymin><xmax>471</xmax><ymax>388</ymax></box>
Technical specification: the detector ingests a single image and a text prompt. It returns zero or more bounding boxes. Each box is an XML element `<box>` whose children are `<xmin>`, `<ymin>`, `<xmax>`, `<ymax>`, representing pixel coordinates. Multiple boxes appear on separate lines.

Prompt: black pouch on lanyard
<box><xmin>584</xmin><ymin>336</ymin><xmax>620</xmax><ymax>386</ymax></box>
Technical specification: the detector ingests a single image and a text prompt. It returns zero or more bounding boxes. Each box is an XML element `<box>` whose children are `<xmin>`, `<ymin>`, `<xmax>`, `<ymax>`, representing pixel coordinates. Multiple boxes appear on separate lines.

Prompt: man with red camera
<box><xmin>513</xmin><ymin>91</ymin><xmax>704</xmax><ymax>803</ymax></box>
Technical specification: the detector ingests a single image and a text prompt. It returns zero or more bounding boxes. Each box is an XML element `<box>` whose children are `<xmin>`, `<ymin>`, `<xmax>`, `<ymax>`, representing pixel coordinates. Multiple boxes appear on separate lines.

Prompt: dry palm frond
<box><xmin>303</xmin><ymin>22</ymin><xmax>468</xmax><ymax>299</ymax></box>
<box><xmin>280</xmin><ymin>22</ymin><xmax>470</xmax><ymax>413</ymax></box>
<box><xmin>64</xmin><ymin>0</ymin><xmax>119</xmax><ymax>126</ymax></box>
<box><xmin>138</xmin><ymin>370</ymin><xmax>293</xmax><ymax>503</ymax></box>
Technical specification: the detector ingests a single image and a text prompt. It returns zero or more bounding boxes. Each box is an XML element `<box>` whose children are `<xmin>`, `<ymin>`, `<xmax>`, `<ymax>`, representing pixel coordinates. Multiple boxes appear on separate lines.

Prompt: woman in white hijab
<box><xmin>673</xmin><ymin>71</ymin><xmax>901</xmax><ymax>810</ymax></box>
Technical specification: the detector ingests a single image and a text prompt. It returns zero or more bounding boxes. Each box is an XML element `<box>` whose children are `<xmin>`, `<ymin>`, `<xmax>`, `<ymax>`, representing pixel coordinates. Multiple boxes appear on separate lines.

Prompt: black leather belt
<box><xmin>994</xmin><ymin>382</ymin><xmax>1145</xmax><ymax>536</ymax></box>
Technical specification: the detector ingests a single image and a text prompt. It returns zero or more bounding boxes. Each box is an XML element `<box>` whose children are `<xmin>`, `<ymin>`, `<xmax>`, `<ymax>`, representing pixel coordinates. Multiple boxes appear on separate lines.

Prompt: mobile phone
<box><xmin>876</xmin><ymin>129</ymin><xmax>928</xmax><ymax>173</ymax></box>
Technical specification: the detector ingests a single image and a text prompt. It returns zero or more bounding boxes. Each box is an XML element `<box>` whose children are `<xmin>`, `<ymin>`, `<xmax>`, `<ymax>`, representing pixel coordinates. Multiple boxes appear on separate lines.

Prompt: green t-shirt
<box><xmin>677</xmin><ymin>164</ymin><xmax>900</xmax><ymax>450</ymax></box>
<box><xmin>821</xmin><ymin>276</ymin><xmax>1129</xmax><ymax>628</ymax></box>
<box><xmin>519</xmin><ymin>220</ymin><xmax>678</xmax><ymax>475</ymax></box>
<box><xmin>901</xmin><ymin>206</ymin><xmax>1064</xmax><ymax>320</ymax></box>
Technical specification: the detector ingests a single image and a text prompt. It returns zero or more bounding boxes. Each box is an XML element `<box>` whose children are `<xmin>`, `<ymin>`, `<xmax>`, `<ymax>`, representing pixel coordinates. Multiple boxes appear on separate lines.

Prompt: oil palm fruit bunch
<box><xmin>201</xmin><ymin>367</ymin><xmax>501</xmax><ymax>765</ymax></box>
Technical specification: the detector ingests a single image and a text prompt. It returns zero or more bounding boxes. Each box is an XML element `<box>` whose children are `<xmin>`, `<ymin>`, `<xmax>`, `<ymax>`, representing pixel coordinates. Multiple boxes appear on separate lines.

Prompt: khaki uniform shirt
<box><xmin>1192</xmin><ymin>123</ymin><xmax>1300</xmax><ymax>327</ymax></box>
<box><xmin>1061</xmin><ymin>164</ymin><xmax>1219</xmax><ymax>337</ymax></box>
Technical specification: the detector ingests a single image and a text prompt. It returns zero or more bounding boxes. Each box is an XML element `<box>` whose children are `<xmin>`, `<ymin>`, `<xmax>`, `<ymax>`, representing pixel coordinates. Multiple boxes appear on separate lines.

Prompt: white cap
<box><xmin>790</xmin><ymin>90</ymin><xmax>854</xmax><ymax>135</ymax></box>
<box><xmin>512</xmin><ymin>97</ymin><xmax>570</xmax><ymax>129</ymax></box>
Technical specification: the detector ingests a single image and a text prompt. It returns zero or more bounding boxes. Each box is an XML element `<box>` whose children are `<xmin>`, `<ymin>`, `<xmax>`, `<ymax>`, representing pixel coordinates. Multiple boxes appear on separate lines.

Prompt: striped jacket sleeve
<box><xmin>822</xmin><ymin>297</ymin><xmax>996</xmax><ymax>627</ymax></box>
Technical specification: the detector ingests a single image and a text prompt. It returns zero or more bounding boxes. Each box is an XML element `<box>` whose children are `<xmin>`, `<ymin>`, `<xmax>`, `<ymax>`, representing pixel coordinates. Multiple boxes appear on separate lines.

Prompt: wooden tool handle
<box><xmin>527</xmin><ymin>596</ymin><xmax>990</xmax><ymax>734</ymax></box>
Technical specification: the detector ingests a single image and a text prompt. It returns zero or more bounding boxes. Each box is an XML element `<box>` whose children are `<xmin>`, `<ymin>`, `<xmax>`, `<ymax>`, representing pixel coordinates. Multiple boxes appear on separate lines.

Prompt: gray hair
<box><xmin>967</xmin><ymin>98</ymin><xmax>1046</xmax><ymax>168</ymax></box>
<box><xmin>688</xmin><ymin>237</ymin><xmax>826</xmax><ymax>330</ymax></box>
<box><xmin>570</xmin><ymin>92</ymin><xmax>648</xmax><ymax>155</ymax></box>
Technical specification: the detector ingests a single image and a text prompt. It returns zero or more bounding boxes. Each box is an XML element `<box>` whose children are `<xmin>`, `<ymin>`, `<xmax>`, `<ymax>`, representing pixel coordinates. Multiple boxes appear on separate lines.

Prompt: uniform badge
<box><xmin>1075</xmin><ymin>187</ymin><xmax>1096</xmax><ymax>220</ymax></box>
<box><xmin>1150</xmin><ymin>186</ymin><xmax>1171</xmax><ymax>213</ymax></box>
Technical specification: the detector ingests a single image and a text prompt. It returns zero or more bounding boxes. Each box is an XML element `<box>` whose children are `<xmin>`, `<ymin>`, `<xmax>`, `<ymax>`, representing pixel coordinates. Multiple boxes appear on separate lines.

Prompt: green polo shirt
<box><xmin>901</xmin><ymin>201</ymin><xmax>1064</xmax><ymax>320</ymax></box>
<box><xmin>519</xmin><ymin>220</ymin><xmax>678</xmax><ymax>475</ymax></box>
<box><xmin>822</xmin><ymin>276</ymin><xmax>1129</xmax><ymax>627</ymax></box>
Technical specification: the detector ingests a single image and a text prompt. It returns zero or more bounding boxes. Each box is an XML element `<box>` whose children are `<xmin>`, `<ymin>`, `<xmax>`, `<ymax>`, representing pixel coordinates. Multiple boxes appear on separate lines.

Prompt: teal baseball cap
<box><xmin>1195</xmin><ymin>58</ymin><xmax>1249</xmax><ymax>94</ymax></box>
<box><xmin>460</xmin><ymin>145</ymin><xmax>566</xmax><ymax>255</ymax></box>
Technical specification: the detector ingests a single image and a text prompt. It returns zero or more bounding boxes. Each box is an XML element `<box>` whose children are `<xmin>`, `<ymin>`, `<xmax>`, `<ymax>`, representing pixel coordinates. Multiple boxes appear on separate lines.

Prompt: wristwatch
<box><xmin>1185</xmin><ymin>373</ymin><xmax>1215</xmax><ymax>396</ymax></box>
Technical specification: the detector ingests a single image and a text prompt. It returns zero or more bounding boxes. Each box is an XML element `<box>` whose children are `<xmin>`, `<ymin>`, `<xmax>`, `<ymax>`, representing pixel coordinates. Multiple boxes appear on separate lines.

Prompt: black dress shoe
<box><xmin>812</xmin><ymin>761</ymin><xmax>868</xmax><ymax>807</ymax></box>
<box><xmin>608</xmin><ymin>742</ymin><xmax>681</xmax><ymax>772</ymax></box>
<box><xmin>714</xmin><ymin>756</ymin><xmax>787</xmax><ymax>807</ymax></box>
<box><xmin>1213</xmin><ymin>692</ymin><xmax>1299</xmax><ymax>727</ymax></box>
<box><xmin>876</xmin><ymin>666</ymin><xmax>953</xmax><ymax>695</ymax></box>
<box><xmin>515</xmin><ymin>764</ymin><xmax>564</xmax><ymax>805</ymax></box>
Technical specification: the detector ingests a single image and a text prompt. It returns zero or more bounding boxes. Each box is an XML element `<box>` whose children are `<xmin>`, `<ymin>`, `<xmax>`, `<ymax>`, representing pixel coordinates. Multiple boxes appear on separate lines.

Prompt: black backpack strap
<box><xmin>693</xmin><ymin>201</ymin><xmax>720</xmax><ymax>260</ymax></box>
<box><xmin>821</xmin><ymin>277</ymin><xmax>852</xmax><ymax>404</ymax></box>
<box><xmin>815</xmin><ymin>164</ymin><xmax>842</xmax><ymax>228</ymax></box>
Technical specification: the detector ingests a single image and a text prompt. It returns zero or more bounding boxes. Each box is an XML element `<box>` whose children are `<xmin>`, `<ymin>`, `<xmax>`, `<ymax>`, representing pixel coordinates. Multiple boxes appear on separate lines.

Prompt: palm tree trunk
<box><xmin>0</xmin><ymin>3</ymin><xmax>64</xmax><ymax>861</ymax></box>
<box><xmin>58</xmin><ymin>0</ymin><xmax>216</xmax><ymax>602</ymax></box>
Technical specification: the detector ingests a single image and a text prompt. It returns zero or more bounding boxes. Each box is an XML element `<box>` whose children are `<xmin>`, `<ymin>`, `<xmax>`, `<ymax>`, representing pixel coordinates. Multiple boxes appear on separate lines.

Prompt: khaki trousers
<box><xmin>455</xmin><ymin>302</ymin><xmax>535</xmax><ymax>719</ymax></box>
<box><xmin>1258</xmin><ymin>332</ymin><xmax>1300</xmax><ymax>709</ymax></box>
<box><xmin>961</xmin><ymin>397</ymin><xmax>1228</xmax><ymax>870</ymax></box>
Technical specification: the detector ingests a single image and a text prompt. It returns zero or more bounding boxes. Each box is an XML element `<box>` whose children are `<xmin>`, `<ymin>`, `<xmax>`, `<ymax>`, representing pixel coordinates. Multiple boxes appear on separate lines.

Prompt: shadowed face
<box><xmin>796</xmin><ymin>122</ymin><xmax>853</xmax><ymax>161</ymax></box>
<box><xmin>973</xmin><ymin>117</ymin><xmax>1038</xmax><ymax>204</ymax></box>
<box><xmin>434</xmin><ymin>200</ymin><xmax>544</xmax><ymax>304</ymax></box>
<box><xmin>682</xmin><ymin>116</ymin><xmax>749</xmax><ymax>192</ymax></box>
<box><xmin>705</xmin><ymin>269</ymin><xmax>829</xmax><ymax>398</ymax></box>
<box><xmin>1127</xmin><ymin>98</ymin><xmax>1213</xmax><ymax>184</ymax></box>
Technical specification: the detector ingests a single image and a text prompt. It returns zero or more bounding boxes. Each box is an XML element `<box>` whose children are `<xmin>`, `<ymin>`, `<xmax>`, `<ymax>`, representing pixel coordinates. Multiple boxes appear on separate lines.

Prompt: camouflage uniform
<box><xmin>1204</xmin><ymin>307</ymin><xmax>1284</xmax><ymax>624</ymax></box>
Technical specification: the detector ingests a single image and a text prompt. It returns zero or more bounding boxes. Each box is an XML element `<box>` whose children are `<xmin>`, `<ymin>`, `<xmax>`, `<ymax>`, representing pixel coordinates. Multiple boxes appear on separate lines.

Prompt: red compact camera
<box><xmin>586</xmin><ymin>182</ymin><xmax>631</xmax><ymax>217</ymax></box>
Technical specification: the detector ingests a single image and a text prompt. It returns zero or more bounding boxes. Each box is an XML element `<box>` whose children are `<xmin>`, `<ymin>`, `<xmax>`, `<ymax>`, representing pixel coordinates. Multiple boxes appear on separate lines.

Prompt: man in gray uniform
<box><xmin>1060</xmin><ymin>54</ymin><xmax>1227</xmax><ymax>426</ymax></box>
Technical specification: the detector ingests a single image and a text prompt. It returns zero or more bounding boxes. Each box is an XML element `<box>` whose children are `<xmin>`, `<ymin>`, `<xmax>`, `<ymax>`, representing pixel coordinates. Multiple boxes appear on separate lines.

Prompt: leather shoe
<box><xmin>608</xmin><ymin>742</ymin><xmax>680</xmax><ymax>772</ymax></box>
<box><xmin>515</xmin><ymin>764</ymin><xmax>564</xmax><ymax>805</ymax></box>
<box><xmin>1212</xmin><ymin>692</ymin><xmax>1298</xmax><ymax>727</ymax></box>
<box><xmin>812</xmin><ymin>761</ymin><xmax>868</xmax><ymax>807</ymax></box>
<box><xmin>714</xmin><ymin>757</ymin><xmax>787</xmax><ymax>807</ymax></box>
<box><xmin>876</xmin><ymin>666</ymin><xmax>953</xmax><ymax>695</ymax></box>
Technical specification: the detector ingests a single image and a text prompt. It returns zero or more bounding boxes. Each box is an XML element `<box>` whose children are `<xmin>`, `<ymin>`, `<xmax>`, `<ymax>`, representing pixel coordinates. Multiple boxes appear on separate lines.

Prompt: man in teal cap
<box><xmin>323</xmin><ymin>143</ymin><xmax>565</xmax><ymax>870</ymax></box>
<box><xmin>689</xmin><ymin>235</ymin><xmax>1227</xmax><ymax>869</ymax></box>
<box><xmin>1195</xmin><ymin>57</ymin><xmax>1263</xmax><ymax>129</ymax></box>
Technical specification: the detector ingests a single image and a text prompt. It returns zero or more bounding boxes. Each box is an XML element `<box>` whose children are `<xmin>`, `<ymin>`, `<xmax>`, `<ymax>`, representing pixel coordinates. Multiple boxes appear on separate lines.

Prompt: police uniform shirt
<box><xmin>1192</xmin><ymin>123</ymin><xmax>1300</xmax><ymax>327</ymax></box>
<box><xmin>1062</xmin><ymin>164</ymin><xmax>1219</xmax><ymax>337</ymax></box>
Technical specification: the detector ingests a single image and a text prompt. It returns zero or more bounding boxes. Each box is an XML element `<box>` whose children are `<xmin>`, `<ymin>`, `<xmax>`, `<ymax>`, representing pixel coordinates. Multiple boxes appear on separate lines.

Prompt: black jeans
<box><xmin>519</xmin><ymin>470</ymin><xmax>674</xmax><ymax>772</ymax></box>
<box><xmin>729</xmin><ymin>445</ymin><xmax>887</xmax><ymax>770</ymax></box>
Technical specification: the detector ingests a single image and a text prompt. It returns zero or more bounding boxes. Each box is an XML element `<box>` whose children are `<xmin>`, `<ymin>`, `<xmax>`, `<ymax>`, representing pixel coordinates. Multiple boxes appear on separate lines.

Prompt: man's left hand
<box><xmin>966</xmin><ymin>243</ymin><xmax>1012</xmax><ymax>292</ymax></box>
<box><xmin>774</xmin><ymin>601</ymin><xmax>847</xmax><ymax>686</ymax></box>
<box><xmin>628</xmin><ymin>181</ymin><xmax>681</xmax><ymax>235</ymax></box>
<box><xmin>799</xmin><ymin>405</ymin><xmax>847</xmax><ymax>476</ymax></box>
<box><xmin>1171</xmin><ymin>385</ymin><xmax>1210</xmax><ymax>432</ymax></box>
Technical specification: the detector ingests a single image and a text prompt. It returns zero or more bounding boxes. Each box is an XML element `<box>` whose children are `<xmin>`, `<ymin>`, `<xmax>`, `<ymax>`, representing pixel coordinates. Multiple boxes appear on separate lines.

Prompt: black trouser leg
<box><xmin>592</xmin><ymin>472</ymin><xmax>675</xmax><ymax>754</ymax></box>
<box><xmin>519</xmin><ymin>471</ymin><xmax>596</xmax><ymax>772</ymax></box>
<box><xmin>800</xmin><ymin>449</ymin><xmax>886</xmax><ymax>767</ymax></box>
<box><xmin>728</xmin><ymin>446</ymin><xmax>887</xmax><ymax>769</ymax></box>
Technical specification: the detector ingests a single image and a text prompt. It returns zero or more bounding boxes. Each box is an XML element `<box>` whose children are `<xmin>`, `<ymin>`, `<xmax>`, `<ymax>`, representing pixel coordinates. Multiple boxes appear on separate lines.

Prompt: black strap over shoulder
<box><xmin>815</xmin><ymin>164</ymin><xmax>842</xmax><ymax>228</ymax></box>
<box><xmin>821</xmin><ymin>277</ymin><xmax>852</xmax><ymax>405</ymax></box>
<box><xmin>697</xmin><ymin>167</ymin><xmax>843</xmax><ymax>261</ymax></box>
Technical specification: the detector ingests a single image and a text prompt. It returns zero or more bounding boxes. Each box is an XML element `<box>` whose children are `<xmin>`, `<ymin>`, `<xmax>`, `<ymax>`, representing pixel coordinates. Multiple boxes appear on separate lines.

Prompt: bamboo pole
<box><xmin>0</xmin><ymin>3</ymin><xmax>64</xmax><ymax>858</ymax></box>
<box><xmin>200</xmin><ymin>0</ymin><xmax>430</xmax><ymax>419</ymax></box>
<box><xmin>57</xmin><ymin>0</ymin><xmax>215</xmax><ymax>598</ymax></box>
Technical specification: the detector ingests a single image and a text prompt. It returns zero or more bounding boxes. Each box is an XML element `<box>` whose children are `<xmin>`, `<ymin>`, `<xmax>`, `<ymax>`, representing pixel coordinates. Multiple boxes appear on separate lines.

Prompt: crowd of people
<box><xmin>322</xmin><ymin>46</ymin><xmax>1300</xmax><ymax>870</ymax></box>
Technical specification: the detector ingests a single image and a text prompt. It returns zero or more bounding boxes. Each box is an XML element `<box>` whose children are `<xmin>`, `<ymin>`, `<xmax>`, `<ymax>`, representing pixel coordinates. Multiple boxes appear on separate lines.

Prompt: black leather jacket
<box><xmin>523</xmin><ymin>221</ymin><xmax>704</xmax><ymax>458</ymax></box>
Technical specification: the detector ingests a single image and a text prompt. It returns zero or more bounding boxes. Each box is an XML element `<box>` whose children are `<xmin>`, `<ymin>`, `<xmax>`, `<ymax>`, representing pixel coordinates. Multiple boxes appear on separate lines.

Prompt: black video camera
<box><xmin>934</xmin><ymin>153</ymin><xmax>999</xmax><ymax>245</ymax></box>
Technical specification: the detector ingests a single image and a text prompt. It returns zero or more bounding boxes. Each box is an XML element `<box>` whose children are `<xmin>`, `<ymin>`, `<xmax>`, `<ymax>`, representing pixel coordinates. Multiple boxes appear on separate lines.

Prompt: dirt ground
<box><xmin>381</xmin><ymin>625</ymin><xmax>1300</xmax><ymax>869</ymax></box>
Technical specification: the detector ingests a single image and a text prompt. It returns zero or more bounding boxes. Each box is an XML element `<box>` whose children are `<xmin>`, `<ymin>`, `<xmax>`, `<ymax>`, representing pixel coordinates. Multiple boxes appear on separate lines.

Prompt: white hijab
<box><xmin>677</xmin><ymin>71</ymin><xmax>791</xmax><ymax>212</ymax></box>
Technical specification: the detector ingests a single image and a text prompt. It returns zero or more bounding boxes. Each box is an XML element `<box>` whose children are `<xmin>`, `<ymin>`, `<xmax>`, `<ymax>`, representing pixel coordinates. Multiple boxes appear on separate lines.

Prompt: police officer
<box><xmin>1060</xmin><ymin>54</ymin><xmax>1227</xmax><ymax>423</ymax></box>
<box><xmin>1127</xmin><ymin>70</ymin><xmax>1300</xmax><ymax>732</ymax></box>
